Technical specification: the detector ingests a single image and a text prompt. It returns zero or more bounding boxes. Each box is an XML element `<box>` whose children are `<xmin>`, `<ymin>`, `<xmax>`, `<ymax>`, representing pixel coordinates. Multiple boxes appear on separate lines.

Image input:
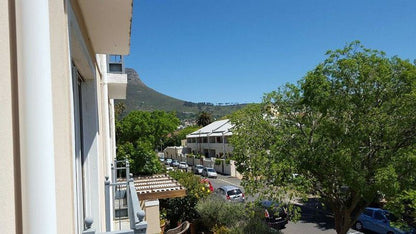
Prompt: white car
<box><xmin>178</xmin><ymin>162</ymin><xmax>188</xmax><ymax>170</ymax></box>
<box><xmin>193</xmin><ymin>164</ymin><xmax>204</xmax><ymax>174</ymax></box>
<box><xmin>202</xmin><ymin>167</ymin><xmax>217</xmax><ymax>178</ymax></box>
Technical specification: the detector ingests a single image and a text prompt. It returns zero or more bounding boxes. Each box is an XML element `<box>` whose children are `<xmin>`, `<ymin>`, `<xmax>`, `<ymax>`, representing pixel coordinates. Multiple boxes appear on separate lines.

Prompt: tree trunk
<box><xmin>334</xmin><ymin>209</ymin><xmax>352</xmax><ymax>234</ymax></box>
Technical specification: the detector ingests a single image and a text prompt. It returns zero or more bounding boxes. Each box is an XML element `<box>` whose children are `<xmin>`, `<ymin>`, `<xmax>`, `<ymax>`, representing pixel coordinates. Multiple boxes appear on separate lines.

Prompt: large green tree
<box><xmin>116</xmin><ymin>110</ymin><xmax>180</xmax><ymax>175</ymax></box>
<box><xmin>196</xmin><ymin>111</ymin><xmax>213</xmax><ymax>127</ymax></box>
<box><xmin>165</xmin><ymin>125</ymin><xmax>200</xmax><ymax>146</ymax></box>
<box><xmin>230</xmin><ymin>42</ymin><xmax>416</xmax><ymax>234</ymax></box>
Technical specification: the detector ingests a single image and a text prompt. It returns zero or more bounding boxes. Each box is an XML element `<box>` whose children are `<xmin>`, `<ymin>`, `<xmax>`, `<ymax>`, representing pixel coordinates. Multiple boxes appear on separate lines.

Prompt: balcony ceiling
<box><xmin>77</xmin><ymin>0</ymin><xmax>133</xmax><ymax>55</ymax></box>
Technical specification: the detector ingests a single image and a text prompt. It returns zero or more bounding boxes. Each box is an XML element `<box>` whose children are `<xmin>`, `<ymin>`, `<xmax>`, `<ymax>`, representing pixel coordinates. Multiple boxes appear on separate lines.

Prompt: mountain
<box><xmin>120</xmin><ymin>68</ymin><xmax>246</xmax><ymax>121</ymax></box>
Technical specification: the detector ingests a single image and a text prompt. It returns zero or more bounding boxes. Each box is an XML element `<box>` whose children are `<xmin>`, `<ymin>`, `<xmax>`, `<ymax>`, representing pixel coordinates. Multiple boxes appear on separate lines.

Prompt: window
<box><xmin>374</xmin><ymin>211</ymin><xmax>385</xmax><ymax>220</ymax></box>
<box><xmin>363</xmin><ymin>209</ymin><xmax>373</xmax><ymax>217</ymax></box>
<box><xmin>216</xmin><ymin>137</ymin><xmax>221</xmax><ymax>143</ymax></box>
<box><xmin>227</xmin><ymin>189</ymin><xmax>242</xmax><ymax>196</ymax></box>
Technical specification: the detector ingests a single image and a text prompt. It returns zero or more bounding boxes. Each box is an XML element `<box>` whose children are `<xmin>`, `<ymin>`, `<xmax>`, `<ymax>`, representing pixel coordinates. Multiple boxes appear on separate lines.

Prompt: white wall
<box><xmin>0</xmin><ymin>1</ymin><xmax>18</xmax><ymax>232</ymax></box>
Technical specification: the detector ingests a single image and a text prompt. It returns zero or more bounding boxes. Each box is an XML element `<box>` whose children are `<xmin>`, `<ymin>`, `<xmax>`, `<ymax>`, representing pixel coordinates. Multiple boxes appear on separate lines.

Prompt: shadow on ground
<box><xmin>295</xmin><ymin>198</ymin><xmax>334</xmax><ymax>231</ymax></box>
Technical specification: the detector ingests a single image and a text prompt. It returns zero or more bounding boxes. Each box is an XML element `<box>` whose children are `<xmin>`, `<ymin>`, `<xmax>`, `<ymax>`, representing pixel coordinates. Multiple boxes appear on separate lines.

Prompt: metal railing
<box><xmin>82</xmin><ymin>160</ymin><xmax>147</xmax><ymax>234</ymax></box>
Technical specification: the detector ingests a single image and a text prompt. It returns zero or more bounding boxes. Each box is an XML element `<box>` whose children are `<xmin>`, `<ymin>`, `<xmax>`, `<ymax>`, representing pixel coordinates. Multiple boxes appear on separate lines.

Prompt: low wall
<box><xmin>164</xmin><ymin>154</ymin><xmax>242</xmax><ymax>178</ymax></box>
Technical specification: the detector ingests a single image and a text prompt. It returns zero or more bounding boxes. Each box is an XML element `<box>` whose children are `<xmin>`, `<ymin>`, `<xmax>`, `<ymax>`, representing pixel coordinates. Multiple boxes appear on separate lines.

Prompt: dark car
<box><xmin>260</xmin><ymin>200</ymin><xmax>288</xmax><ymax>230</ymax></box>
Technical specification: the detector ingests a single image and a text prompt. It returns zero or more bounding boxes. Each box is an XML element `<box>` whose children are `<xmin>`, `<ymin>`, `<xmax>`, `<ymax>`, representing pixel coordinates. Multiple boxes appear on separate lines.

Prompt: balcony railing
<box><xmin>107</xmin><ymin>55</ymin><xmax>125</xmax><ymax>74</ymax></box>
<box><xmin>82</xmin><ymin>160</ymin><xmax>147</xmax><ymax>234</ymax></box>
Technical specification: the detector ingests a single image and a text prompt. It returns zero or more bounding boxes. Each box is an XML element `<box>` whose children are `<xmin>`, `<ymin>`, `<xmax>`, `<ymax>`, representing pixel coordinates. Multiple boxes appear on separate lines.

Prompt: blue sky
<box><xmin>125</xmin><ymin>0</ymin><xmax>416</xmax><ymax>104</ymax></box>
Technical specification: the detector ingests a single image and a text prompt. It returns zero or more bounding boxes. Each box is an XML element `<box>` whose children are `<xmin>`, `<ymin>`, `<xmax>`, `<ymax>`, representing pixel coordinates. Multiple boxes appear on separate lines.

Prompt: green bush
<box><xmin>161</xmin><ymin>170</ymin><xmax>212</xmax><ymax>228</ymax></box>
<box><xmin>215</xmin><ymin>159</ymin><xmax>223</xmax><ymax>165</ymax></box>
<box><xmin>117</xmin><ymin>141</ymin><xmax>163</xmax><ymax>175</ymax></box>
<box><xmin>225</xmin><ymin>158</ymin><xmax>231</xmax><ymax>165</ymax></box>
<box><xmin>229</xmin><ymin>216</ymin><xmax>280</xmax><ymax>234</ymax></box>
<box><xmin>196</xmin><ymin>196</ymin><xmax>246</xmax><ymax>230</ymax></box>
<box><xmin>196</xmin><ymin>196</ymin><xmax>282</xmax><ymax>234</ymax></box>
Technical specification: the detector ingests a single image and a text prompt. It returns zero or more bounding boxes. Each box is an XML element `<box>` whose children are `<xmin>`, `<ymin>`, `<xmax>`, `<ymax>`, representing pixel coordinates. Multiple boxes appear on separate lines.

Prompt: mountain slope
<box><xmin>121</xmin><ymin>68</ymin><xmax>246</xmax><ymax>120</ymax></box>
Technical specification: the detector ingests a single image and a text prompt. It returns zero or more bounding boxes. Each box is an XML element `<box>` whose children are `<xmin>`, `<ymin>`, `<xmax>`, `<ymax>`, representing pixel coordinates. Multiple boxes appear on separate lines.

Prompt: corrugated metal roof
<box><xmin>186</xmin><ymin>119</ymin><xmax>233</xmax><ymax>138</ymax></box>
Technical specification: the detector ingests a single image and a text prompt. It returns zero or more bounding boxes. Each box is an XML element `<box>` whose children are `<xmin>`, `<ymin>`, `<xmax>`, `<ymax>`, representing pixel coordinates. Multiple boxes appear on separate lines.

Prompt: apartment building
<box><xmin>1</xmin><ymin>0</ymin><xmax>134</xmax><ymax>233</ymax></box>
<box><xmin>185</xmin><ymin>119</ymin><xmax>234</xmax><ymax>157</ymax></box>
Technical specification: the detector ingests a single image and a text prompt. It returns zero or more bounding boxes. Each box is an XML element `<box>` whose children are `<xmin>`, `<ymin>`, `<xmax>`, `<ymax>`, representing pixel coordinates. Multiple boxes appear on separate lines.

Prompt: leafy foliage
<box><xmin>386</xmin><ymin>189</ymin><xmax>416</xmax><ymax>228</ymax></box>
<box><xmin>164</xmin><ymin>125</ymin><xmax>200</xmax><ymax>146</ymax></box>
<box><xmin>196</xmin><ymin>196</ymin><xmax>246</xmax><ymax>231</ymax></box>
<box><xmin>197</xmin><ymin>111</ymin><xmax>213</xmax><ymax>127</ymax></box>
<box><xmin>116</xmin><ymin>110</ymin><xmax>180</xmax><ymax>175</ymax></box>
<box><xmin>161</xmin><ymin>170</ymin><xmax>212</xmax><ymax>227</ymax></box>
<box><xmin>116</xmin><ymin>141</ymin><xmax>163</xmax><ymax>175</ymax></box>
<box><xmin>230</xmin><ymin>41</ymin><xmax>416</xmax><ymax>234</ymax></box>
<box><xmin>196</xmin><ymin>196</ymin><xmax>280</xmax><ymax>234</ymax></box>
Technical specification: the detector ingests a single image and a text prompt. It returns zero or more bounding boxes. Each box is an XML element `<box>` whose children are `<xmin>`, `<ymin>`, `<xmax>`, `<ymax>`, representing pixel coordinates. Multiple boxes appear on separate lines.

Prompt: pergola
<box><xmin>133</xmin><ymin>174</ymin><xmax>187</xmax><ymax>200</ymax></box>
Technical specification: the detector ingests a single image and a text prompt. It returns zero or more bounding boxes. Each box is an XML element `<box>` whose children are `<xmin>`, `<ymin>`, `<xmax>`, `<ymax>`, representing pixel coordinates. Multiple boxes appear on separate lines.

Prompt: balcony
<box><xmin>107</xmin><ymin>55</ymin><xmax>127</xmax><ymax>99</ymax></box>
<box><xmin>82</xmin><ymin>160</ymin><xmax>147</xmax><ymax>234</ymax></box>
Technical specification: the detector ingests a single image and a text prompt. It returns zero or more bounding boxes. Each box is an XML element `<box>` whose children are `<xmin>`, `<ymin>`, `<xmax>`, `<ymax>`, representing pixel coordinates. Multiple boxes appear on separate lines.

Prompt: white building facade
<box><xmin>186</xmin><ymin>119</ymin><xmax>234</xmax><ymax>158</ymax></box>
<box><xmin>1</xmin><ymin>0</ymin><xmax>132</xmax><ymax>233</ymax></box>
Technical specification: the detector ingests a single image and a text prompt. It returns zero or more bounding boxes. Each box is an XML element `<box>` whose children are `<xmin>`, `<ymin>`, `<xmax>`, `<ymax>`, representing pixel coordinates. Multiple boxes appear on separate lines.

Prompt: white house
<box><xmin>186</xmin><ymin>119</ymin><xmax>234</xmax><ymax>157</ymax></box>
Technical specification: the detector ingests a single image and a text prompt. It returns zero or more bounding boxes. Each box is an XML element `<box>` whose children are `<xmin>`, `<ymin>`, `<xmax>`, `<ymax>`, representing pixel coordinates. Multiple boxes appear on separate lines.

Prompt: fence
<box><xmin>165</xmin><ymin>154</ymin><xmax>243</xmax><ymax>179</ymax></box>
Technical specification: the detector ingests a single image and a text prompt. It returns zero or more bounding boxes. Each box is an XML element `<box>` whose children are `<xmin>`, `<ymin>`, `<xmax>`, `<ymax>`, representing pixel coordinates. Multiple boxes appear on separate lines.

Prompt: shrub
<box><xmin>229</xmin><ymin>216</ymin><xmax>280</xmax><ymax>234</ymax></box>
<box><xmin>161</xmin><ymin>170</ymin><xmax>212</xmax><ymax>228</ymax></box>
<box><xmin>225</xmin><ymin>158</ymin><xmax>231</xmax><ymax>165</ymax></box>
<box><xmin>215</xmin><ymin>159</ymin><xmax>222</xmax><ymax>165</ymax></box>
<box><xmin>196</xmin><ymin>196</ymin><xmax>246</xmax><ymax>231</ymax></box>
<box><xmin>196</xmin><ymin>196</ymin><xmax>282</xmax><ymax>234</ymax></box>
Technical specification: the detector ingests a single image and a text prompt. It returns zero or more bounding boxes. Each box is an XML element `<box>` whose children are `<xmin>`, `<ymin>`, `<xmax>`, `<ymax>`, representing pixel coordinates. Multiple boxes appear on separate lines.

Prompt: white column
<box><xmin>101</xmin><ymin>55</ymin><xmax>114</xmax><ymax>229</ymax></box>
<box><xmin>18</xmin><ymin>0</ymin><xmax>57</xmax><ymax>233</ymax></box>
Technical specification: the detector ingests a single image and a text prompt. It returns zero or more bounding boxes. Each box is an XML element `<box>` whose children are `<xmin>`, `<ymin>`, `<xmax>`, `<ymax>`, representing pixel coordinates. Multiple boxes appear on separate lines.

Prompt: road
<box><xmin>166</xmin><ymin>162</ymin><xmax>362</xmax><ymax>234</ymax></box>
<box><xmin>197</xmin><ymin>173</ymin><xmax>361</xmax><ymax>234</ymax></box>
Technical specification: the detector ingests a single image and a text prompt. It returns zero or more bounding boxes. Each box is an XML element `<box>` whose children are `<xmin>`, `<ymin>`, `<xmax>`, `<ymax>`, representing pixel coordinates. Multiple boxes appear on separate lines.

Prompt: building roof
<box><xmin>186</xmin><ymin>119</ymin><xmax>233</xmax><ymax>138</ymax></box>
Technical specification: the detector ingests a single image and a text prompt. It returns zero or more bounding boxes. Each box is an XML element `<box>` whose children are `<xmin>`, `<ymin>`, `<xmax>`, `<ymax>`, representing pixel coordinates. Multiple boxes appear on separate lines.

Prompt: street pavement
<box><xmin>196</xmin><ymin>172</ymin><xmax>362</xmax><ymax>234</ymax></box>
<box><xmin>167</xmin><ymin>163</ymin><xmax>362</xmax><ymax>234</ymax></box>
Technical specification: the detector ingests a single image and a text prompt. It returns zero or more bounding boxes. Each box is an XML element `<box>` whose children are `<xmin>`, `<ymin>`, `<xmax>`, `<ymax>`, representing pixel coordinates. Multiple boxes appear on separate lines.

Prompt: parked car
<box><xmin>355</xmin><ymin>207</ymin><xmax>415</xmax><ymax>234</ymax></box>
<box><xmin>178</xmin><ymin>162</ymin><xmax>188</xmax><ymax>170</ymax></box>
<box><xmin>193</xmin><ymin>164</ymin><xmax>204</xmax><ymax>174</ymax></box>
<box><xmin>202</xmin><ymin>167</ymin><xmax>217</xmax><ymax>178</ymax></box>
<box><xmin>165</xmin><ymin>158</ymin><xmax>172</xmax><ymax>165</ymax></box>
<box><xmin>215</xmin><ymin>185</ymin><xmax>245</xmax><ymax>202</ymax></box>
<box><xmin>259</xmin><ymin>200</ymin><xmax>288</xmax><ymax>230</ymax></box>
<box><xmin>200</xmin><ymin>178</ymin><xmax>214</xmax><ymax>192</ymax></box>
<box><xmin>171</xmin><ymin>160</ymin><xmax>180</xmax><ymax>167</ymax></box>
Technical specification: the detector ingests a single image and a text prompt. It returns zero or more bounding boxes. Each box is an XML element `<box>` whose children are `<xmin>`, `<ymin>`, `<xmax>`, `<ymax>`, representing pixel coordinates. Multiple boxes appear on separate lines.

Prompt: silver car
<box><xmin>193</xmin><ymin>164</ymin><xmax>204</xmax><ymax>174</ymax></box>
<box><xmin>215</xmin><ymin>185</ymin><xmax>245</xmax><ymax>202</ymax></box>
<box><xmin>202</xmin><ymin>167</ymin><xmax>217</xmax><ymax>178</ymax></box>
<box><xmin>178</xmin><ymin>162</ymin><xmax>188</xmax><ymax>170</ymax></box>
